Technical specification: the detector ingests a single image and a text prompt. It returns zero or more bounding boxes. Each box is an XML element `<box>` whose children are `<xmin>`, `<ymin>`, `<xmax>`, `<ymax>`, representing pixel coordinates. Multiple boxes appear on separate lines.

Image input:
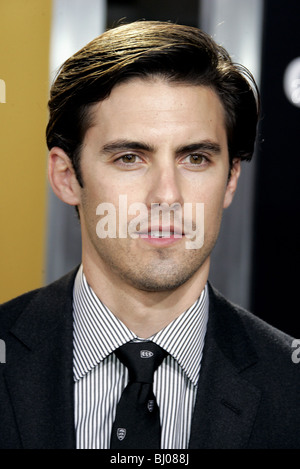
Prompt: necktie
<box><xmin>110</xmin><ymin>341</ymin><xmax>167</xmax><ymax>449</ymax></box>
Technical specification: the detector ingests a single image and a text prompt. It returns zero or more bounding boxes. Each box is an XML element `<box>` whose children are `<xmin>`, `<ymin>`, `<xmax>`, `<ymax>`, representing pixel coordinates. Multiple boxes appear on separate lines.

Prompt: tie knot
<box><xmin>115</xmin><ymin>342</ymin><xmax>167</xmax><ymax>383</ymax></box>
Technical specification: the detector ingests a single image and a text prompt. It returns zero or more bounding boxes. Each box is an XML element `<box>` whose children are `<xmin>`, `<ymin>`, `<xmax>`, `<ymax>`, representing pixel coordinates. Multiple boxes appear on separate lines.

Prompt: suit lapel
<box><xmin>4</xmin><ymin>269</ymin><xmax>77</xmax><ymax>449</ymax></box>
<box><xmin>189</xmin><ymin>285</ymin><xmax>261</xmax><ymax>449</ymax></box>
<box><xmin>5</xmin><ymin>272</ymin><xmax>262</xmax><ymax>449</ymax></box>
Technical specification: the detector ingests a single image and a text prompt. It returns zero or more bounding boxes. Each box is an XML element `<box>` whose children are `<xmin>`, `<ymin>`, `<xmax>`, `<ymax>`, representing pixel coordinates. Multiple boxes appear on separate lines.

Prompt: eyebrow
<box><xmin>175</xmin><ymin>141</ymin><xmax>221</xmax><ymax>155</ymax></box>
<box><xmin>101</xmin><ymin>140</ymin><xmax>154</xmax><ymax>154</ymax></box>
<box><xmin>101</xmin><ymin>139</ymin><xmax>221</xmax><ymax>156</ymax></box>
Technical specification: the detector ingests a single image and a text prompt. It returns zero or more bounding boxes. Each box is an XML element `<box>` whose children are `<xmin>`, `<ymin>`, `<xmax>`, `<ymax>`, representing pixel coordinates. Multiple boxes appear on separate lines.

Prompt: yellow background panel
<box><xmin>0</xmin><ymin>0</ymin><xmax>52</xmax><ymax>302</ymax></box>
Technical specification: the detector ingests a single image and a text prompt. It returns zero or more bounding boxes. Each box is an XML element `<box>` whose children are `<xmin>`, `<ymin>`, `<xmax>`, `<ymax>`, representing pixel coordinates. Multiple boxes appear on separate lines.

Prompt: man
<box><xmin>0</xmin><ymin>21</ymin><xmax>299</xmax><ymax>449</ymax></box>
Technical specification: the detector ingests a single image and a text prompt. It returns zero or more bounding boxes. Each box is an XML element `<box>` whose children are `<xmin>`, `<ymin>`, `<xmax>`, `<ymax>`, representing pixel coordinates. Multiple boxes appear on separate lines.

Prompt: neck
<box><xmin>82</xmin><ymin>256</ymin><xmax>210</xmax><ymax>338</ymax></box>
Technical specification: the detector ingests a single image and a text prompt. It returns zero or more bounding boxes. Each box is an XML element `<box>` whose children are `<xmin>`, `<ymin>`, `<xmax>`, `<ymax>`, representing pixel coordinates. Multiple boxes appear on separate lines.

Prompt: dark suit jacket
<box><xmin>0</xmin><ymin>267</ymin><xmax>299</xmax><ymax>449</ymax></box>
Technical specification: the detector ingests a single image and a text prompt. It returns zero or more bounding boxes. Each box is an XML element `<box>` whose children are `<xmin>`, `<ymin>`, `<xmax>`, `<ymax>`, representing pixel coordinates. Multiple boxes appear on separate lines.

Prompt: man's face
<box><xmin>76</xmin><ymin>78</ymin><xmax>239</xmax><ymax>292</ymax></box>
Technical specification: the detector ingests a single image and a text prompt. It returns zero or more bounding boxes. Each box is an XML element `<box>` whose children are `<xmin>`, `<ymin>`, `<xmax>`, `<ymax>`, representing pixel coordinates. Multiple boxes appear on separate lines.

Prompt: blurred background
<box><xmin>0</xmin><ymin>0</ymin><xmax>299</xmax><ymax>336</ymax></box>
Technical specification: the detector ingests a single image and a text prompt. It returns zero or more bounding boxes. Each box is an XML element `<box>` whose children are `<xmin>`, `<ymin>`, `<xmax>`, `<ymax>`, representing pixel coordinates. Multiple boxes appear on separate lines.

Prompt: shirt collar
<box><xmin>73</xmin><ymin>264</ymin><xmax>209</xmax><ymax>385</ymax></box>
<box><xmin>150</xmin><ymin>288</ymin><xmax>208</xmax><ymax>385</ymax></box>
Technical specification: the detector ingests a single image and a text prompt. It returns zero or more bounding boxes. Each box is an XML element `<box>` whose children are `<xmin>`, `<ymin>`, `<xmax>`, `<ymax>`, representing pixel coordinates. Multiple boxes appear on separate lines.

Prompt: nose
<box><xmin>145</xmin><ymin>162</ymin><xmax>184</xmax><ymax>208</ymax></box>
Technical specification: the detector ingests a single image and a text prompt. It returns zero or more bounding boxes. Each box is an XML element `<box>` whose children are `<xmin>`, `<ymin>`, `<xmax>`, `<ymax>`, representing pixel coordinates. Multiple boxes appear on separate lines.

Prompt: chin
<box><xmin>124</xmin><ymin>268</ymin><xmax>199</xmax><ymax>293</ymax></box>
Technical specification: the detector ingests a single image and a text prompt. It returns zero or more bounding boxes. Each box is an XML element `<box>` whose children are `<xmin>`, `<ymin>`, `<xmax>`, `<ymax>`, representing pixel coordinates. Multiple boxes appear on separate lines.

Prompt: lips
<box><xmin>148</xmin><ymin>231</ymin><xmax>173</xmax><ymax>238</ymax></box>
<box><xmin>139</xmin><ymin>226</ymin><xmax>184</xmax><ymax>238</ymax></box>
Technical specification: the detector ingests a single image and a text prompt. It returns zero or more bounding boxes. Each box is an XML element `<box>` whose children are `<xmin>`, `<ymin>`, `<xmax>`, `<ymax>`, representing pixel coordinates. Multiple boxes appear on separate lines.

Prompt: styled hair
<box><xmin>46</xmin><ymin>20</ymin><xmax>260</xmax><ymax>186</ymax></box>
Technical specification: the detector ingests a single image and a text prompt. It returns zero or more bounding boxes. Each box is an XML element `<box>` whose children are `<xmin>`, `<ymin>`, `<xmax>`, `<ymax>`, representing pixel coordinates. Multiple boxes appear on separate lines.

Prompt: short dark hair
<box><xmin>46</xmin><ymin>20</ymin><xmax>260</xmax><ymax>186</ymax></box>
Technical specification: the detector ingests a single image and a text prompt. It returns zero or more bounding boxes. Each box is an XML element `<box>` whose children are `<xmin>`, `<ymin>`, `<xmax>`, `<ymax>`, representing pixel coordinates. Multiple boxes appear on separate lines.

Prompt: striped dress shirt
<box><xmin>73</xmin><ymin>265</ymin><xmax>209</xmax><ymax>449</ymax></box>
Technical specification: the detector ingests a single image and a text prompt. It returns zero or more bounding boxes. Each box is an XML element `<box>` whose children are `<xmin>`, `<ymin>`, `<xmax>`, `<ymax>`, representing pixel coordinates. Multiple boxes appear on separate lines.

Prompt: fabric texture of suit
<box><xmin>0</xmin><ymin>267</ymin><xmax>299</xmax><ymax>449</ymax></box>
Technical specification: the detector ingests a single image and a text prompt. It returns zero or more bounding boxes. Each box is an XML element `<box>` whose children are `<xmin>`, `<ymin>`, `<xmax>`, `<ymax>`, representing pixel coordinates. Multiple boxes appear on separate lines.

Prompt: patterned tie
<box><xmin>110</xmin><ymin>341</ymin><xmax>167</xmax><ymax>449</ymax></box>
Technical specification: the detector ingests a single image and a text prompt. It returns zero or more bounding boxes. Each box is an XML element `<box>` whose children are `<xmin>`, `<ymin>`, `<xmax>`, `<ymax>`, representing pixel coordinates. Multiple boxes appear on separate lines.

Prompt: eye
<box><xmin>188</xmin><ymin>154</ymin><xmax>206</xmax><ymax>164</ymax></box>
<box><xmin>181</xmin><ymin>154</ymin><xmax>209</xmax><ymax>168</ymax></box>
<box><xmin>114</xmin><ymin>153</ymin><xmax>143</xmax><ymax>167</ymax></box>
<box><xmin>120</xmin><ymin>154</ymin><xmax>139</xmax><ymax>163</ymax></box>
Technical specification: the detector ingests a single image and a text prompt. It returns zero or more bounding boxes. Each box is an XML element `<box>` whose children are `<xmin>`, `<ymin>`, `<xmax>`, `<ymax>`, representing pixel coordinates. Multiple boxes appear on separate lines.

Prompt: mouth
<box><xmin>136</xmin><ymin>226</ymin><xmax>184</xmax><ymax>246</ymax></box>
<box><xmin>139</xmin><ymin>225</ymin><xmax>184</xmax><ymax>237</ymax></box>
<box><xmin>147</xmin><ymin>231</ymin><xmax>174</xmax><ymax>238</ymax></box>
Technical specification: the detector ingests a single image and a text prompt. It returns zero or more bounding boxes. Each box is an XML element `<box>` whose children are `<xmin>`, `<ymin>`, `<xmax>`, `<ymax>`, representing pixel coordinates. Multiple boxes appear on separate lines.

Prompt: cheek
<box><xmin>84</xmin><ymin>178</ymin><xmax>120</xmax><ymax>206</ymax></box>
<box><xmin>201</xmin><ymin>185</ymin><xmax>227</xmax><ymax>227</ymax></box>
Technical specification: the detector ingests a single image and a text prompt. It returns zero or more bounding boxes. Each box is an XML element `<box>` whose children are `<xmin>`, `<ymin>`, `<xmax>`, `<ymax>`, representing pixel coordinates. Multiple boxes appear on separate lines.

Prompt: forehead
<box><xmin>86</xmin><ymin>78</ymin><xmax>227</xmax><ymax>145</ymax></box>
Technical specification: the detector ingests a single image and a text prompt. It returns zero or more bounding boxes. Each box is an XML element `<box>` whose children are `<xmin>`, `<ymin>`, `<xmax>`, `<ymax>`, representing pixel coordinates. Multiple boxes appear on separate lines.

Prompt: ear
<box><xmin>223</xmin><ymin>158</ymin><xmax>241</xmax><ymax>209</ymax></box>
<box><xmin>48</xmin><ymin>147</ymin><xmax>81</xmax><ymax>206</ymax></box>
